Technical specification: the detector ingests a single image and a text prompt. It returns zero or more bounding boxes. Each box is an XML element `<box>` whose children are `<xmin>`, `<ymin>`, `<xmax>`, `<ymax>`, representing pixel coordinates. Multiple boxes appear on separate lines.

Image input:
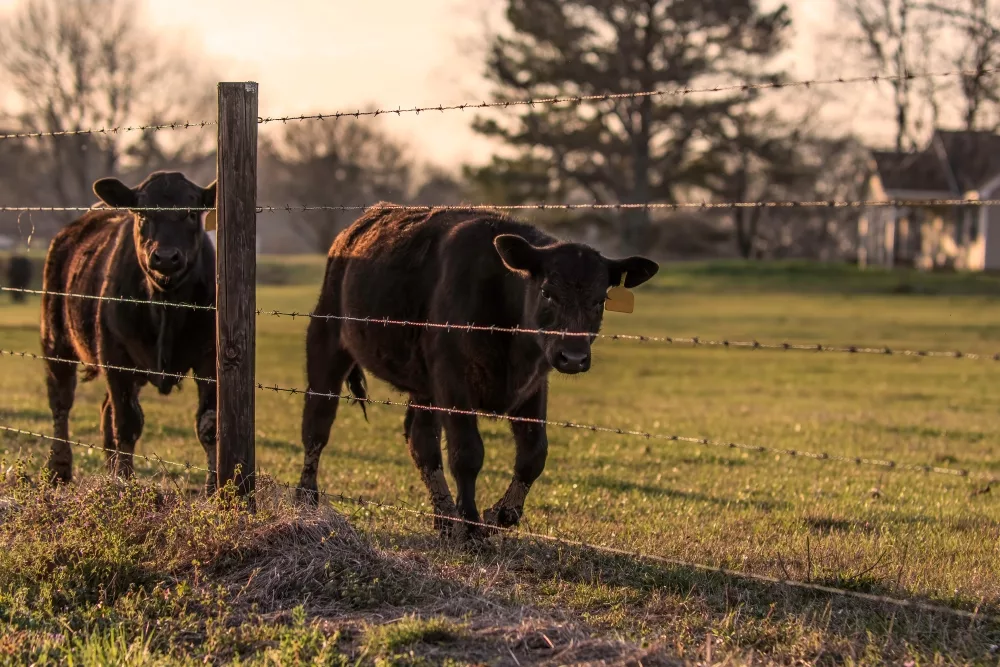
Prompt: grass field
<box><xmin>1</xmin><ymin>258</ymin><xmax>999</xmax><ymax>664</ymax></box>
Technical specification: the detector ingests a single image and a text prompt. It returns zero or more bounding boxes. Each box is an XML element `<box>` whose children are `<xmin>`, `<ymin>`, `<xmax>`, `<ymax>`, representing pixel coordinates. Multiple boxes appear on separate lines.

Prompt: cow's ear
<box><xmin>201</xmin><ymin>180</ymin><xmax>217</xmax><ymax>208</ymax></box>
<box><xmin>607</xmin><ymin>256</ymin><xmax>659</xmax><ymax>288</ymax></box>
<box><xmin>92</xmin><ymin>178</ymin><xmax>136</xmax><ymax>209</ymax></box>
<box><xmin>494</xmin><ymin>234</ymin><xmax>543</xmax><ymax>277</ymax></box>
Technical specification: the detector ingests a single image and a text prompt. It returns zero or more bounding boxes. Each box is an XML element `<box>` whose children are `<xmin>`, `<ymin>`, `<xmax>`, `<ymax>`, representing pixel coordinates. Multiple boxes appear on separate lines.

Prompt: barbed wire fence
<box><xmin>0</xmin><ymin>424</ymin><xmax>994</xmax><ymax>625</ymax></box>
<box><xmin>0</xmin><ymin>70</ymin><xmax>998</xmax><ymax>624</ymax></box>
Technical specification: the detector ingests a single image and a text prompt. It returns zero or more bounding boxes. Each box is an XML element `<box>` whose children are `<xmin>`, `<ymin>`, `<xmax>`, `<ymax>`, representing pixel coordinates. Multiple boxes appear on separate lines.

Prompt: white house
<box><xmin>858</xmin><ymin>129</ymin><xmax>1000</xmax><ymax>271</ymax></box>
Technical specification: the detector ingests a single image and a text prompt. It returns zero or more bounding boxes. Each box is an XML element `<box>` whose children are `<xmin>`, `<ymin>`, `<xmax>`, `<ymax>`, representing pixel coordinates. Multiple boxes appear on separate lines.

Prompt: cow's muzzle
<box><xmin>148</xmin><ymin>247</ymin><xmax>186</xmax><ymax>276</ymax></box>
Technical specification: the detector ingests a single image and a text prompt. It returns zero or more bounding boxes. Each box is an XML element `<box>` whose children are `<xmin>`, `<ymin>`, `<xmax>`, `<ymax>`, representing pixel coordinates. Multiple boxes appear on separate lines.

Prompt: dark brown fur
<box><xmin>5</xmin><ymin>255</ymin><xmax>31</xmax><ymax>302</ymax></box>
<box><xmin>298</xmin><ymin>205</ymin><xmax>658</xmax><ymax>537</ymax></box>
<box><xmin>40</xmin><ymin>171</ymin><xmax>218</xmax><ymax>488</ymax></box>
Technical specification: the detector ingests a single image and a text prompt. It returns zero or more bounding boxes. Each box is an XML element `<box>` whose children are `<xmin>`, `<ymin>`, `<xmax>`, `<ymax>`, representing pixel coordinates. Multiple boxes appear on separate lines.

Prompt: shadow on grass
<box><xmin>578</xmin><ymin>474</ymin><xmax>791</xmax><ymax>512</ymax></box>
<box><xmin>378</xmin><ymin>525</ymin><xmax>1000</xmax><ymax>663</ymax></box>
<box><xmin>805</xmin><ymin>511</ymin><xmax>1000</xmax><ymax>536</ymax></box>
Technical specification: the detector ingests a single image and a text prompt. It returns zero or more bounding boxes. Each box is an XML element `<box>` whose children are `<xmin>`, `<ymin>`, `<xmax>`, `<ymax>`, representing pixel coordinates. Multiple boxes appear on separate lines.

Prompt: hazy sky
<box><xmin>0</xmin><ymin>0</ymin><xmax>889</xmax><ymax>169</ymax></box>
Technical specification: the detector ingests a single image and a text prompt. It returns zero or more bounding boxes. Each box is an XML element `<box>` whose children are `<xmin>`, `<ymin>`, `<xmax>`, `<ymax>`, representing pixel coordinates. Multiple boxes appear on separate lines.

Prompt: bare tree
<box><xmin>264</xmin><ymin>115</ymin><xmax>415</xmax><ymax>253</ymax></box>
<box><xmin>836</xmin><ymin>0</ymin><xmax>940</xmax><ymax>151</ymax></box>
<box><xmin>917</xmin><ymin>0</ymin><xmax>1000</xmax><ymax>130</ymax></box>
<box><xmin>0</xmin><ymin>0</ymin><xmax>215</xmax><ymax>207</ymax></box>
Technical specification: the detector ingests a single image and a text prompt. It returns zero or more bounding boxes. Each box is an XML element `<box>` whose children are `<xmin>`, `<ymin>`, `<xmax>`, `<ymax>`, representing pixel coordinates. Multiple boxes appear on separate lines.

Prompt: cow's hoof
<box><xmin>483</xmin><ymin>503</ymin><xmax>522</xmax><ymax>530</ymax></box>
<box><xmin>434</xmin><ymin>513</ymin><xmax>480</xmax><ymax>543</ymax></box>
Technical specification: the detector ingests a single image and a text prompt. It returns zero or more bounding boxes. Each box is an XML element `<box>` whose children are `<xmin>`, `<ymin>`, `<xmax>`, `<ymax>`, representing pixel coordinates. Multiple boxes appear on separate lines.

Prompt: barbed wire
<box><xmin>0</xmin><ymin>120</ymin><xmax>216</xmax><ymax>142</ymax></box>
<box><xmin>2</xmin><ymin>344</ymin><xmax>990</xmax><ymax>482</ymax></box>
<box><xmin>5</xmin><ymin>338</ymin><xmax>994</xmax><ymax>486</ymax></box>
<box><xmin>0</xmin><ymin>67</ymin><xmax>994</xmax><ymax>141</ymax></box>
<box><xmin>255</xmin><ymin>309</ymin><xmax>996</xmax><ymax>362</ymax></box>
<box><xmin>0</xmin><ymin>424</ymin><xmax>212</xmax><ymax>475</ymax></box>
<box><xmin>3</xmin><ymin>197</ymin><xmax>997</xmax><ymax>217</ymax></box>
<box><xmin>0</xmin><ymin>287</ymin><xmax>216</xmax><ymax>312</ymax></box>
<box><xmin>1</xmin><ymin>420</ymin><xmax>990</xmax><ymax>623</ymax></box>
<box><xmin>257</xmin><ymin>66</ymin><xmax>1000</xmax><ymax>125</ymax></box>
<box><xmin>0</xmin><ymin>206</ymin><xmax>213</xmax><ymax>213</ymax></box>
<box><xmin>256</xmin><ymin>198</ymin><xmax>1000</xmax><ymax>214</ymax></box>
<box><xmin>9</xmin><ymin>288</ymin><xmax>993</xmax><ymax>366</ymax></box>
<box><xmin>253</xmin><ymin>380</ymin><xmax>997</xmax><ymax>483</ymax></box>
<box><xmin>0</xmin><ymin>349</ymin><xmax>216</xmax><ymax>384</ymax></box>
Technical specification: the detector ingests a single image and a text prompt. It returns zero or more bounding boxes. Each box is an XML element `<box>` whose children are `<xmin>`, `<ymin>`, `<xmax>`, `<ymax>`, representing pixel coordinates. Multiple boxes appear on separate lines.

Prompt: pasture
<box><xmin>1</xmin><ymin>256</ymin><xmax>999</xmax><ymax>664</ymax></box>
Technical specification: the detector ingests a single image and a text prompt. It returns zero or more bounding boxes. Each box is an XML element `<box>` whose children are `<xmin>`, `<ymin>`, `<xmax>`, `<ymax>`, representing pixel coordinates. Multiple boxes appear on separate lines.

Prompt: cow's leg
<box><xmin>100</xmin><ymin>391</ymin><xmax>114</xmax><ymax>464</ymax></box>
<box><xmin>297</xmin><ymin>320</ymin><xmax>355</xmax><ymax>505</ymax></box>
<box><xmin>485</xmin><ymin>384</ymin><xmax>549</xmax><ymax>529</ymax></box>
<box><xmin>44</xmin><ymin>356</ymin><xmax>77</xmax><ymax>484</ymax></box>
<box><xmin>439</xmin><ymin>410</ymin><xmax>486</xmax><ymax>539</ymax></box>
<box><xmin>192</xmin><ymin>351</ymin><xmax>217</xmax><ymax>495</ymax></box>
<box><xmin>404</xmin><ymin>402</ymin><xmax>460</xmax><ymax>535</ymax></box>
<box><xmin>103</xmin><ymin>370</ymin><xmax>144</xmax><ymax>479</ymax></box>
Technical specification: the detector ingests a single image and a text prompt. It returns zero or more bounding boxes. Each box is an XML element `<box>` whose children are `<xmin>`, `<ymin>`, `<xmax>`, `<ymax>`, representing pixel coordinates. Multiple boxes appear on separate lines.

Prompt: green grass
<box><xmin>1</xmin><ymin>258</ymin><xmax>999</xmax><ymax>664</ymax></box>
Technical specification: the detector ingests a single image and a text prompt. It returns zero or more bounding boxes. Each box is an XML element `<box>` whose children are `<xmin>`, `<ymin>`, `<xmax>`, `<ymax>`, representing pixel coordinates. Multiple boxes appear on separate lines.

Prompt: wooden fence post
<box><xmin>216</xmin><ymin>82</ymin><xmax>258</xmax><ymax>505</ymax></box>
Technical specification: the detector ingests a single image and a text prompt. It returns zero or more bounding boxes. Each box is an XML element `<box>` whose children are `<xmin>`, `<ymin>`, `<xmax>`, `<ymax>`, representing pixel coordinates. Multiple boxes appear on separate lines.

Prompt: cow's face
<box><xmin>494</xmin><ymin>235</ymin><xmax>658</xmax><ymax>374</ymax></box>
<box><xmin>93</xmin><ymin>173</ymin><xmax>217</xmax><ymax>289</ymax></box>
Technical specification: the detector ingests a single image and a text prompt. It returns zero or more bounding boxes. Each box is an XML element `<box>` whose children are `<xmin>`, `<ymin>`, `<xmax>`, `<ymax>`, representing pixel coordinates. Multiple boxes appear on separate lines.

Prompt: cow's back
<box><xmin>328</xmin><ymin>205</ymin><xmax>552</xmax><ymax>395</ymax></box>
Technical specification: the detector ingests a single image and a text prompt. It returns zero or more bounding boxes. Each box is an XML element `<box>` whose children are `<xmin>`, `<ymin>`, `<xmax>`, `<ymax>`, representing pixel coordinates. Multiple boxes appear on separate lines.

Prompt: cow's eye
<box><xmin>540</xmin><ymin>288</ymin><xmax>555</xmax><ymax>302</ymax></box>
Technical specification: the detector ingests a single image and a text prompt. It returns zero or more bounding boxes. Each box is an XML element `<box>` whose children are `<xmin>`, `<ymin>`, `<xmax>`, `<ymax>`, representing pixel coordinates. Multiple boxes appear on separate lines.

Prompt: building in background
<box><xmin>859</xmin><ymin>130</ymin><xmax>1000</xmax><ymax>271</ymax></box>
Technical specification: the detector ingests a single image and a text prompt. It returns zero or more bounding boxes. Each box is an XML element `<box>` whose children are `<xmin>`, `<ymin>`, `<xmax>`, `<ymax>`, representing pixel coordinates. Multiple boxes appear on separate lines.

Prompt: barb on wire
<box><xmin>255</xmin><ymin>309</ymin><xmax>995</xmax><ymax>362</ymax></box>
<box><xmin>0</xmin><ymin>120</ymin><xmax>216</xmax><ymax>142</ymax></box>
<box><xmin>0</xmin><ymin>349</ymin><xmax>216</xmax><ymax>384</ymax></box>
<box><xmin>0</xmin><ymin>287</ymin><xmax>216</xmax><ymax>311</ymax></box>
<box><xmin>267</xmin><ymin>478</ymin><xmax>995</xmax><ymax>624</ymax></box>
<box><xmin>256</xmin><ymin>197</ymin><xmax>1000</xmax><ymax>214</ymax></box>
<box><xmin>254</xmin><ymin>380</ymin><xmax>997</xmax><ymax>483</ymax></box>
<box><xmin>0</xmin><ymin>206</ymin><xmax>213</xmax><ymax>213</ymax></box>
<box><xmin>257</xmin><ymin>66</ymin><xmax>1000</xmax><ymax>125</ymax></box>
<box><xmin>0</xmin><ymin>424</ymin><xmax>212</xmax><ymax>475</ymax></box>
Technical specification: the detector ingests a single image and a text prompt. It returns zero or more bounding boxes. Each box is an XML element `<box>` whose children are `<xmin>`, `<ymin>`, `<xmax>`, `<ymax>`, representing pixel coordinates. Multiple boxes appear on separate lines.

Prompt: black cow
<box><xmin>40</xmin><ymin>171</ymin><xmax>218</xmax><ymax>488</ymax></box>
<box><xmin>298</xmin><ymin>205</ymin><xmax>658</xmax><ymax>538</ymax></box>
<box><xmin>5</xmin><ymin>255</ymin><xmax>31</xmax><ymax>302</ymax></box>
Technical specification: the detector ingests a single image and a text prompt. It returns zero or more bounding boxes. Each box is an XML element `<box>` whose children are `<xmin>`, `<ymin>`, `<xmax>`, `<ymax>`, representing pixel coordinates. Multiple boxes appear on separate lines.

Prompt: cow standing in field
<box><xmin>40</xmin><ymin>171</ymin><xmax>218</xmax><ymax>489</ymax></box>
<box><xmin>5</xmin><ymin>255</ymin><xmax>31</xmax><ymax>302</ymax></box>
<box><xmin>299</xmin><ymin>205</ymin><xmax>659</xmax><ymax>538</ymax></box>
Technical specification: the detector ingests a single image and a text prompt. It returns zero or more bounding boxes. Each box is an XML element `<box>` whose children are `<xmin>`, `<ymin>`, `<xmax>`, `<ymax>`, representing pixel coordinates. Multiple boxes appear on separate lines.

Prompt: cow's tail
<box><xmin>346</xmin><ymin>364</ymin><xmax>368</xmax><ymax>422</ymax></box>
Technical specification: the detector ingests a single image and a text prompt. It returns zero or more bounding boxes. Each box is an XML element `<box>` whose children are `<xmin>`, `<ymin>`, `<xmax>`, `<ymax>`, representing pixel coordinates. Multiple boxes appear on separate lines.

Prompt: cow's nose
<box><xmin>150</xmin><ymin>248</ymin><xmax>183</xmax><ymax>272</ymax></box>
<box><xmin>555</xmin><ymin>350</ymin><xmax>591</xmax><ymax>374</ymax></box>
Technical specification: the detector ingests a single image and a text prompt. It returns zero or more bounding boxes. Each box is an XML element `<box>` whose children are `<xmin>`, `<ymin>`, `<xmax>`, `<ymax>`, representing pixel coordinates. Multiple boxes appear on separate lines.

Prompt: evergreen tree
<box><xmin>473</xmin><ymin>0</ymin><xmax>791</xmax><ymax>252</ymax></box>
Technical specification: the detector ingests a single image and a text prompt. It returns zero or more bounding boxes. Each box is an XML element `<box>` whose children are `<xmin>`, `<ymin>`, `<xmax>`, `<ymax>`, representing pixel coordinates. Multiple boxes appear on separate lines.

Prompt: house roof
<box><xmin>871</xmin><ymin>129</ymin><xmax>1000</xmax><ymax>196</ymax></box>
<box><xmin>872</xmin><ymin>149</ymin><xmax>952</xmax><ymax>193</ymax></box>
<box><xmin>936</xmin><ymin>130</ymin><xmax>1000</xmax><ymax>193</ymax></box>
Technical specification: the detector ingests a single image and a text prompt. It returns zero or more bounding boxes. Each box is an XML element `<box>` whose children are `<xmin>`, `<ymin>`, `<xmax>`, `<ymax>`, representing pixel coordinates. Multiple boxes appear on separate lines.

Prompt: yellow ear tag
<box><xmin>204</xmin><ymin>209</ymin><xmax>217</xmax><ymax>232</ymax></box>
<box><xmin>605</xmin><ymin>272</ymin><xmax>634</xmax><ymax>314</ymax></box>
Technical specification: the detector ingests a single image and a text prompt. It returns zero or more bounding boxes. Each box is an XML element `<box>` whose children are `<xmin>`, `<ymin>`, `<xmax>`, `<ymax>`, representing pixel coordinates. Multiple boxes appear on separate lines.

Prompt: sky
<box><xmin>0</xmin><ymin>0</ymin><xmax>892</xmax><ymax>170</ymax></box>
